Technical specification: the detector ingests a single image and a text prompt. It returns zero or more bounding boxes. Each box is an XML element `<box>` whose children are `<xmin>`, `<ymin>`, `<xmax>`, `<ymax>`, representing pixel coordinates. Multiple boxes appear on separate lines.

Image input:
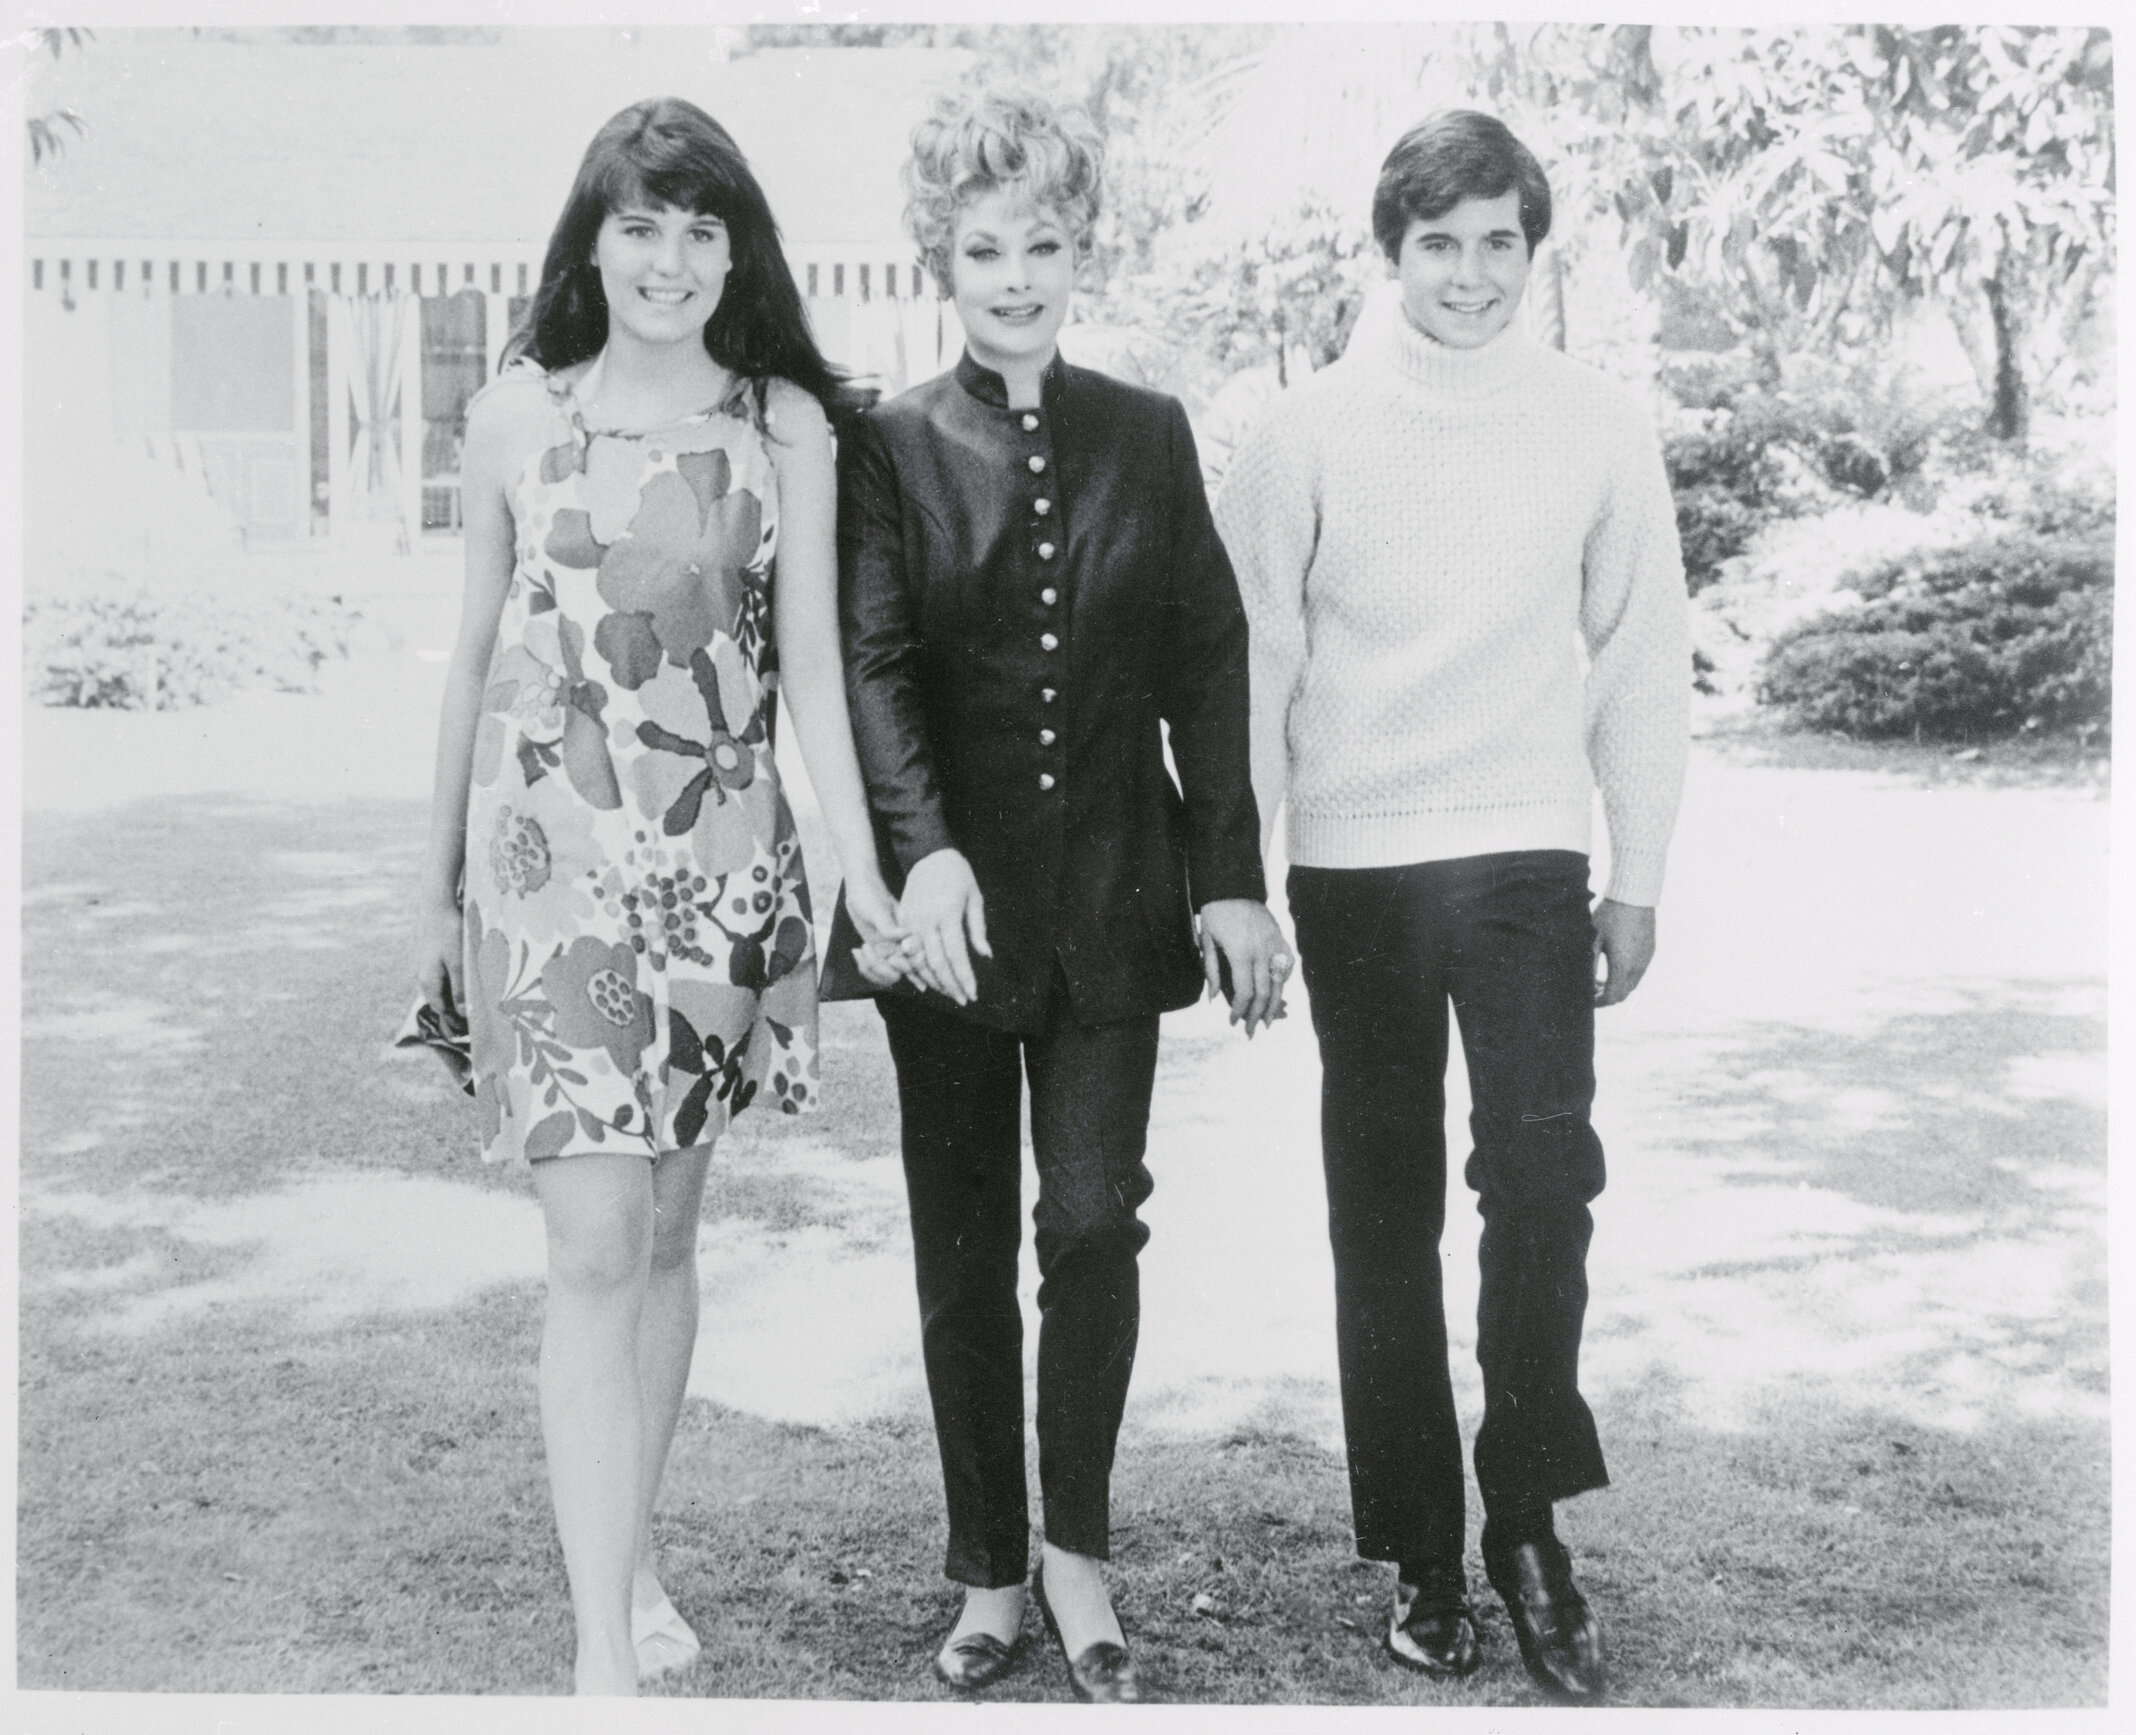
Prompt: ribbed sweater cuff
<box><xmin>1603</xmin><ymin>846</ymin><xmax>1669</xmax><ymax>908</ymax></box>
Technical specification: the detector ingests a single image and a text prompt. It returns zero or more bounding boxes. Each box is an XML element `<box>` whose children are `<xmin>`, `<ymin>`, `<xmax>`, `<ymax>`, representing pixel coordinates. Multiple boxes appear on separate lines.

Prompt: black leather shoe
<box><xmin>1485</xmin><ymin>1535</ymin><xmax>1605</xmax><ymax>1702</ymax></box>
<box><xmin>1385</xmin><ymin>1579</ymin><xmax>1482</xmax><ymax>1678</ymax></box>
<box><xmin>1033</xmin><ymin>1565</ymin><xmax>1144</xmax><ymax>1703</ymax></box>
<box><xmin>933</xmin><ymin>1626</ymin><xmax>1026</xmax><ymax>1691</ymax></box>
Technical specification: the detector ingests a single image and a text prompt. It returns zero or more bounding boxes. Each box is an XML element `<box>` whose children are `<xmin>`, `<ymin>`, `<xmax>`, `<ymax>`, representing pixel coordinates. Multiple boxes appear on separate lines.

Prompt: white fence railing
<box><xmin>28</xmin><ymin>238</ymin><xmax>939</xmax><ymax>321</ymax></box>
<box><xmin>27</xmin><ymin>238</ymin><xmax>964</xmax><ymax>545</ymax></box>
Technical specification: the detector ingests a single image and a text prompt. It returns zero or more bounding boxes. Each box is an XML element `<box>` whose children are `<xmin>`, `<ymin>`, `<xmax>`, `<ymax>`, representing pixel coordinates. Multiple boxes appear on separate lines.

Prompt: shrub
<box><xmin>1688</xmin><ymin>498</ymin><xmax>1984</xmax><ymax>712</ymax></box>
<box><xmin>24</xmin><ymin>589</ymin><xmax>365</xmax><ymax>711</ymax></box>
<box><xmin>1663</xmin><ymin>385</ymin><xmax>1820</xmax><ymax>594</ymax></box>
<box><xmin>1940</xmin><ymin>461</ymin><xmax>2117</xmax><ymax>543</ymax></box>
<box><xmin>1667</xmin><ymin>437</ymin><xmax>1791</xmax><ymax>594</ymax></box>
<box><xmin>1661</xmin><ymin>348</ymin><xmax>1987</xmax><ymax>591</ymax></box>
<box><xmin>1757</xmin><ymin>531</ymin><xmax>2113</xmax><ymax>744</ymax></box>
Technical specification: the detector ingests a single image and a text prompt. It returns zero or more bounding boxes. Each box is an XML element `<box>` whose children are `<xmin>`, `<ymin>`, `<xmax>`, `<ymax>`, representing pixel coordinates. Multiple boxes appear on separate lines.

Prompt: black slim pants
<box><xmin>879</xmin><ymin>981</ymin><xmax>1160</xmax><ymax>1588</ymax></box>
<box><xmin>1288</xmin><ymin>850</ymin><xmax>1611</xmax><ymax>1571</ymax></box>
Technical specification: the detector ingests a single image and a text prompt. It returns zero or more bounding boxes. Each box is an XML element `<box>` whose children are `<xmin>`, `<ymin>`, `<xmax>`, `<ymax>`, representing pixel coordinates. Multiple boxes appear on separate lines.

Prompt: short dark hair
<box><xmin>1372</xmin><ymin>110</ymin><xmax>1552</xmax><ymax>261</ymax></box>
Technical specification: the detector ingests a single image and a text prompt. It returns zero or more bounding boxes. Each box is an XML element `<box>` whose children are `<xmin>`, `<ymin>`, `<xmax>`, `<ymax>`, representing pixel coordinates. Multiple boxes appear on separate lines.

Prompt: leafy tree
<box><xmin>744</xmin><ymin>23</ymin><xmax>945</xmax><ymax>51</ymax></box>
<box><xmin>742</xmin><ymin>21</ymin><xmax>2112</xmax><ymax>442</ymax></box>
<box><xmin>1851</xmin><ymin>26</ymin><xmax>2113</xmax><ymax>442</ymax></box>
<box><xmin>28</xmin><ymin>28</ymin><xmax>91</xmax><ymax>166</ymax></box>
<box><xmin>1470</xmin><ymin>27</ymin><xmax>1890</xmax><ymax>373</ymax></box>
<box><xmin>1134</xmin><ymin>195</ymin><xmax>1377</xmax><ymax>386</ymax></box>
<box><xmin>743</xmin><ymin>19</ymin><xmax>1274</xmax><ymax>301</ymax></box>
<box><xmin>1538</xmin><ymin>25</ymin><xmax>2113</xmax><ymax>444</ymax></box>
<box><xmin>747</xmin><ymin>23</ymin><xmax>1278</xmax><ymax>396</ymax></box>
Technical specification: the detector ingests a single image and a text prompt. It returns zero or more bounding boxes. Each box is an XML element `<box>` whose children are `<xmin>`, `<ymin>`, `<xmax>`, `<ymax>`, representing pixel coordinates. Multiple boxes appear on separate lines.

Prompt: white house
<box><xmin>26</xmin><ymin>29</ymin><xmax>968</xmax><ymax>548</ymax></box>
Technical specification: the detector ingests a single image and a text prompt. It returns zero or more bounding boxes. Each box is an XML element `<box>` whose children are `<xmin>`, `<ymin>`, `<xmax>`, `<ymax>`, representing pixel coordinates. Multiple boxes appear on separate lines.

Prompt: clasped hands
<box><xmin>843</xmin><ymin>847</ymin><xmax>984</xmax><ymax>1001</ymax></box>
<box><xmin>849</xmin><ymin>849</ymin><xmax>1292</xmax><ymax>1035</ymax></box>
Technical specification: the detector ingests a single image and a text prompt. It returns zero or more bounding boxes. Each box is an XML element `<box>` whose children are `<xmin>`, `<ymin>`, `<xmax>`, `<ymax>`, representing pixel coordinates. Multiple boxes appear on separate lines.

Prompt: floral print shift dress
<box><xmin>462</xmin><ymin>361</ymin><xmax>818</xmax><ymax>1164</ymax></box>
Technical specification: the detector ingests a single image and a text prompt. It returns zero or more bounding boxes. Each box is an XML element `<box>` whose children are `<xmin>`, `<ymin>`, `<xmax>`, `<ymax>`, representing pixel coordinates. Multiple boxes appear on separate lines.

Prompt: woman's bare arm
<box><xmin>764</xmin><ymin>380</ymin><xmax>904</xmax><ymax>957</ymax></box>
<box><xmin>410</xmin><ymin>380</ymin><xmax>542</xmax><ymax>1015</ymax></box>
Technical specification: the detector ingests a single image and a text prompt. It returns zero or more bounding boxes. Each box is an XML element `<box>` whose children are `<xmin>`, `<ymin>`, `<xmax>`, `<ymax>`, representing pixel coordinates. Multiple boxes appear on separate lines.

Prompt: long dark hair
<box><xmin>509</xmin><ymin>98</ymin><xmax>868</xmax><ymax>425</ymax></box>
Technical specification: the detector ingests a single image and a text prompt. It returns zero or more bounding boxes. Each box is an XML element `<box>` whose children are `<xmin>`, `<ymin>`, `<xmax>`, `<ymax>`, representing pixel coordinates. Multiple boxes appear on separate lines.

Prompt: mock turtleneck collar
<box><xmin>1383</xmin><ymin>313</ymin><xmax>1540</xmax><ymax>398</ymax></box>
<box><xmin>954</xmin><ymin>347</ymin><xmax>1068</xmax><ymax>413</ymax></box>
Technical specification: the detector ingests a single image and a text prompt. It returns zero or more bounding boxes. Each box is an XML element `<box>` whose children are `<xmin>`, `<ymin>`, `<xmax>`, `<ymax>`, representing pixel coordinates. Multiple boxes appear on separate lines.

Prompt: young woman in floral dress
<box><xmin>410</xmin><ymin>99</ymin><xmax>901</xmax><ymax>1696</ymax></box>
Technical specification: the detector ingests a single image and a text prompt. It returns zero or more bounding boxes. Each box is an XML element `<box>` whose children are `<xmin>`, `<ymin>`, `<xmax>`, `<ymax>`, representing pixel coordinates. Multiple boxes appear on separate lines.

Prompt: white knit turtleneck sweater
<box><xmin>1213</xmin><ymin>317</ymin><xmax>1689</xmax><ymax>906</ymax></box>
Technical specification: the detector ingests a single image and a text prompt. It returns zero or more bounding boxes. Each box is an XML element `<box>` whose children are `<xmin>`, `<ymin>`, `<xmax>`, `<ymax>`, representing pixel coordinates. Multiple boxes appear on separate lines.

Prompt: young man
<box><xmin>1214</xmin><ymin>110</ymin><xmax>1689</xmax><ymax>1702</ymax></box>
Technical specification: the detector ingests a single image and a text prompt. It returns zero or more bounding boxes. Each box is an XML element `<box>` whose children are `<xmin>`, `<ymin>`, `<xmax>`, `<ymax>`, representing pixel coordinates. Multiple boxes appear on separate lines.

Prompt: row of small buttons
<box><xmin>1016</xmin><ymin>405</ymin><xmax>1068</xmax><ymax>794</ymax></box>
<box><xmin>1021</xmin><ymin>408</ymin><xmax>1062</xmax><ymax>792</ymax></box>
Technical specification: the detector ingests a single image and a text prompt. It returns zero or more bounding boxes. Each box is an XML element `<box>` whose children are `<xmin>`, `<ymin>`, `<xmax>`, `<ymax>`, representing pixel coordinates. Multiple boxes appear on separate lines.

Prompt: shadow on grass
<box><xmin>20</xmin><ymin>794</ymin><xmax>901</xmax><ymax>1206</ymax></box>
<box><xmin>18</xmin><ymin>1278</ymin><xmax>2107</xmax><ymax>1705</ymax></box>
<box><xmin>1578</xmin><ymin>991</ymin><xmax>2107</xmax><ymax>1437</ymax></box>
<box><xmin>1677</xmin><ymin>998</ymin><xmax>2105</xmax><ymax>1228</ymax></box>
<box><xmin>17</xmin><ymin>792</ymin><xmax>2109</xmax><ymax>1706</ymax></box>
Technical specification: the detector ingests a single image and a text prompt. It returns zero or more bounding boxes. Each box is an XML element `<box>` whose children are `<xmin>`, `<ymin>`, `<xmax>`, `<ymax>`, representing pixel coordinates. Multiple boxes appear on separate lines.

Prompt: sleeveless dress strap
<box><xmin>465</xmin><ymin>352</ymin><xmax>562</xmax><ymax>418</ymax></box>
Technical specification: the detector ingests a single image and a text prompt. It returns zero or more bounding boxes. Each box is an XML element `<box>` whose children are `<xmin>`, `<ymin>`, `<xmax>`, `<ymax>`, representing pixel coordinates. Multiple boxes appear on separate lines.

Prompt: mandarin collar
<box><xmin>954</xmin><ymin>348</ymin><xmax>1068</xmax><ymax>415</ymax></box>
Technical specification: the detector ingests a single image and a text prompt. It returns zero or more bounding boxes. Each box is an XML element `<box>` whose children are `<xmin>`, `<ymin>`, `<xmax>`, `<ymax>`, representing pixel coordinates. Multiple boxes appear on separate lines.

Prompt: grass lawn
<box><xmin>17</xmin><ymin>784</ymin><xmax>2111</xmax><ymax>1705</ymax></box>
<box><xmin>19</xmin><ymin>1281</ymin><xmax>2109</xmax><ymax>1705</ymax></box>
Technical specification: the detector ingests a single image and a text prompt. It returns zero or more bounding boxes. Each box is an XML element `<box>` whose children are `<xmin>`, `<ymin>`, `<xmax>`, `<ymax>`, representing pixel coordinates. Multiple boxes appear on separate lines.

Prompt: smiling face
<box><xmin>592</xmin><ymin>202</ymin><xmax>732</xmax><ymax>350</ymax></box>
<box><xmin>1392</xmin><ymin>189</ymin><xmax>1531</xmax><ymax>349</ymax></box>
<box><xmin>947</xmin><ymin>189</ymin><xmax>1075</xmax><ymax>380</ymax></box>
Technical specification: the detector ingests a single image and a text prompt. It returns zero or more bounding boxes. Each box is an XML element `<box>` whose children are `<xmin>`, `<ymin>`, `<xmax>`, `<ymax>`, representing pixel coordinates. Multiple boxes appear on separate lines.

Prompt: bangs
<box><xmin>955</xmin><ymin>177</ymin><xmax>1053</xmax><ymax>222</ymax></box>
<box><xmin>1411</xmin><ymin>167</ymin><xmax>1519</xmax><ymax>222</ymax></box>
<box><xmin>963</xmin><ymin>131</ymin><xmax>1084</xmax><ymax>217</ymax></box>
<box><xmin>595</xmin><ymin>155</ymin><xmax>736</xmax><ymax>222</ymax></box>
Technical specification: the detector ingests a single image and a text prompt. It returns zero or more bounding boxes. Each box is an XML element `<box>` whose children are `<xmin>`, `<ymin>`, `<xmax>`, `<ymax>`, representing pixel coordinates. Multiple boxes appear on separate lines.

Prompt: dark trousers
<box><xmin>1288</xmin><ymin>850</ymin><xmax>1610</xmax><ymax>1570</ymax></box>
<box><xmin>879</xmin><ymin>982</ymin><xmax>1160</xmax><ymax>1587</ymax></box>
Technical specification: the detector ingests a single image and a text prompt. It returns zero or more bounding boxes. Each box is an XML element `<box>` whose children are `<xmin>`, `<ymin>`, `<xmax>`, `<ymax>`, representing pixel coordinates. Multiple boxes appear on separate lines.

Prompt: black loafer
<box><xmin>1386</xmin><ymin>1580</ymin><xmax>1481</xmax><ymax>1678</ymax></box>
<box><xmin>1485</xmin><ymin>1536</ymin><xmax>1605</xmax><ymax>1702</ymax></box>
<box><xmin>1033</xmin><ymin>1566</ymin><xmax>1144</xmax><ymax>1703</ymax></box>
<box><xmin>933</xmin><ymin>1626</ymin><xmax>1026</xmax><ymax>1691</ymax></box>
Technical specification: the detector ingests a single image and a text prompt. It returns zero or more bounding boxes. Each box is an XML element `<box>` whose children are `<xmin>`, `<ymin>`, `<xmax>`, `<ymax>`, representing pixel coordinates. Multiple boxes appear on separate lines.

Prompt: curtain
<box><xmin>345</xmin><ymin>289</ymin><xmax>407</xmax><ymax>514</ymax></box>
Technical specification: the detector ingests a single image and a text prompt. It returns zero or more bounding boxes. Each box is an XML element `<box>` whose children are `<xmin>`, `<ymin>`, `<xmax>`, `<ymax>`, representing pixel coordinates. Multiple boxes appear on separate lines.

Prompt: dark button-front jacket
<box><xmin>825</xmin><ymin>349</ymin><xmax>1265</xmax><ymax>1034</ymax></box>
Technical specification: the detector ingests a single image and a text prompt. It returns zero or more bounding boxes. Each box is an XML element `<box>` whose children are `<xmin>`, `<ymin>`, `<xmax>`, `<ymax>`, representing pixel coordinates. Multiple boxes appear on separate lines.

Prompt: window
<box><xmin>420</xmin><ymin>290</ymin><xmax>488</xmax><ymax>532</ymax></box>
<box><xmin>172</xmin><ymin>295</ymin><xmax>295</xmax><ymax>432</ymax></box>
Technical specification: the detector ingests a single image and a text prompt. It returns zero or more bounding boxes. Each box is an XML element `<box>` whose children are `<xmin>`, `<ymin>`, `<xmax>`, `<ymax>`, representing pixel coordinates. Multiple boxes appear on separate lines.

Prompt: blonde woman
<box><xmin>824</xmin><ymin>90</ymin><xmax>1288</xmax><ymax>1703</ymax></box>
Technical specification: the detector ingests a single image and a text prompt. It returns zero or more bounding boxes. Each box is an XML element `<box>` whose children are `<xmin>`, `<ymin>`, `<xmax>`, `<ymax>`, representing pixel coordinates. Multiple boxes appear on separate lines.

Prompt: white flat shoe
<box><xmin>633</xmin><ymin>1594</ymin><xmax>702</xmax><ymax>1678</ymax></box>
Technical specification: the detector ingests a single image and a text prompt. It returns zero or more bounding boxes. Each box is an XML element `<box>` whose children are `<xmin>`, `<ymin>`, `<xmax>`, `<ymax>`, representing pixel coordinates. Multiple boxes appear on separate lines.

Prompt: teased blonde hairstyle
<box><xmin>903</xmin><ymin>89</ymin><xmax>1105</xmax><ymax>297</ymax></box>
